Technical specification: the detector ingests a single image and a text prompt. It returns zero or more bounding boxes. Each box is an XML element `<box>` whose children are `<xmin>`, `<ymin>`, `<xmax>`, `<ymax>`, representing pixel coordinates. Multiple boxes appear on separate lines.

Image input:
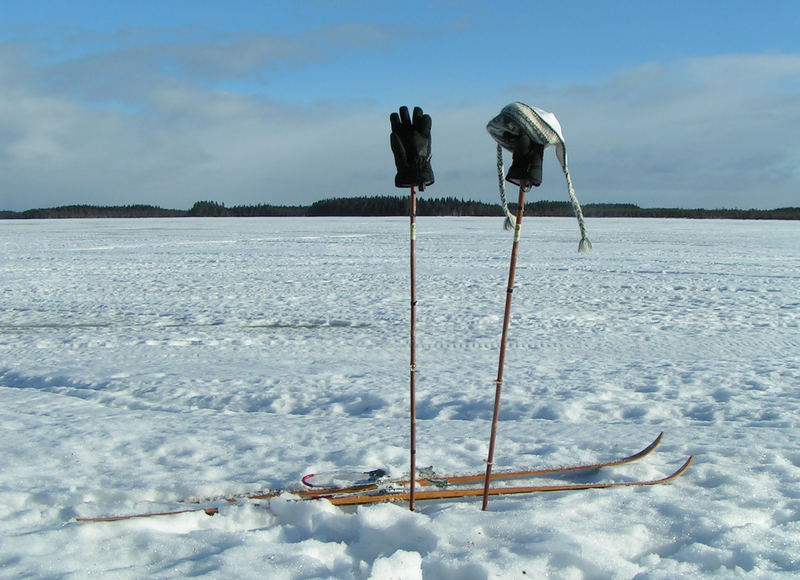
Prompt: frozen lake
<box><xmin>1</xmin><ymin>216</ymin><xmax>798</xmax><ymax>578</ymax></box>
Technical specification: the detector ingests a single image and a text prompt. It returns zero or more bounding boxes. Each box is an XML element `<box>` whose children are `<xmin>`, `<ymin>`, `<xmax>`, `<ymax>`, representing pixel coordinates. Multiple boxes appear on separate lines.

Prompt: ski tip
<box><xmin>650</xmin><ymin>432</ymin><xmax>665</xmax><ymax>448</ymax></box>
<box><xmin>650</xmin><ymin>432</ymin><xmax>665</xmax><ymax>450</ymax></box>
<box><xmin>626</xmin><ymin>432</ymin><xmax>664</xmax><ymax>462</ymax></box>
<box><xmin>668</xmin><ymin>456</ymin><xmax>694</xmax><ymax>480</ymax></box>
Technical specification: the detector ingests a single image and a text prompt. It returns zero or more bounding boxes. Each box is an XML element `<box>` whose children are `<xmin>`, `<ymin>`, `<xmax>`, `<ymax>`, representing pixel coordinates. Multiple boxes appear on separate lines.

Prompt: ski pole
<box><xmin>390</xmin><ymin>105</ymin><xmax>433</xmax><ymax>511</ymax></box>
<box><xmin>482</xmin><ymin>182</ymin><xmax>527</xmax><ymax>511</ymax></box>
<box><xmin>409</xmin><ymin>185</ymin><xmax>418</xmax><ymax>511</ymax></box>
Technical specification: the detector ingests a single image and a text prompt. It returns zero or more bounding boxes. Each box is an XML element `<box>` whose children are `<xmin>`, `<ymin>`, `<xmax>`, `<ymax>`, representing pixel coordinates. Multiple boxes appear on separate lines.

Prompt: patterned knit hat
<box><xmin>487</xmin><ymin>102</ymin><xmax>591</xmax><ymax>252</ymax></box>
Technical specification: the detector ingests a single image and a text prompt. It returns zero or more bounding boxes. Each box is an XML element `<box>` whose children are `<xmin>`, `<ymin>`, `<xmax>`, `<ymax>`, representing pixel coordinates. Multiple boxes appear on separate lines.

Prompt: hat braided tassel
<box><xmin>558</xmin><ymin>147</ymin><xmax>592</xmax><ymax>252</ymax></box>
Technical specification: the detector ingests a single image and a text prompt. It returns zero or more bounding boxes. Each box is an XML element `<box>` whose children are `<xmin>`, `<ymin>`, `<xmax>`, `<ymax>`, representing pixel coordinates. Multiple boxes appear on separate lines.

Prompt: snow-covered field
<box><xmin>1</xmin><ymin>216</ymin><xmax>798</xmax><ymax>578</ymax></box>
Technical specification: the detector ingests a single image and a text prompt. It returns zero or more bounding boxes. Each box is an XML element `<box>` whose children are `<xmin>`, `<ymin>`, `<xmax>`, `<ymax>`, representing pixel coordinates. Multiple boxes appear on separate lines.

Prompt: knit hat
<box><xmin>487</xmin><ymin>102</ymin><xmax>591</xmax><ymax>252</ymax></box>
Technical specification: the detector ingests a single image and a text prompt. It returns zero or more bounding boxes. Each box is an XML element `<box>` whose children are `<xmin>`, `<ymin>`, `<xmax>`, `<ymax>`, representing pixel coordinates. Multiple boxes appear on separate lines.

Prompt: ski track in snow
<box><xmin>1</xmin><ymin>216</ymin><xmax>798</xmax><ymax>578</ymax></box>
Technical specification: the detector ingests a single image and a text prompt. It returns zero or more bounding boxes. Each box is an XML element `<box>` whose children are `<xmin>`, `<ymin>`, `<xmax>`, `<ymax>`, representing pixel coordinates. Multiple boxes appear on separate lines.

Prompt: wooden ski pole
<box><xmin>409</xmin><ymin>185</ymin><xmax>418</xmax><ymax>511</ymax></box>
<box><xmin>482</xmin><ymin>182</ymin><xmax>527</xmax><ymax>511</ymax></box>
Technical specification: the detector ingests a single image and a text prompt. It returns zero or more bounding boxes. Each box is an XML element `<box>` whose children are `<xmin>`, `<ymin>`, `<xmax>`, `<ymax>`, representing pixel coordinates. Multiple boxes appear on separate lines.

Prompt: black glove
<box><xmin>390</xmin><ymin>106</ymin><xmax>434</xmax><ymax>190</ymax></box>
<box><xmin>505</xmin><ymin>131</ymin><xmax>545</xmax><ymax>189</ymax></box>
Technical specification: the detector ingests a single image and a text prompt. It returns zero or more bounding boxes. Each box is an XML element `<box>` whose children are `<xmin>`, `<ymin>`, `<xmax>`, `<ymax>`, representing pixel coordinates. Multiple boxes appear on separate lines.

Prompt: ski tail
<box><xmin>75</xmin><ymin>506</ymin><xmax>219</xmax><ymax>523</ymax></box>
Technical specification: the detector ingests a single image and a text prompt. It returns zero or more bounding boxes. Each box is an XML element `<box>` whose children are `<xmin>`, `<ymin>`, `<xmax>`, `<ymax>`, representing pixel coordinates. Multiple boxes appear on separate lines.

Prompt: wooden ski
<box><xmin>299</xmin><ymin>431</ymin><xmax>664</xmax><ymax>494</ymax></box>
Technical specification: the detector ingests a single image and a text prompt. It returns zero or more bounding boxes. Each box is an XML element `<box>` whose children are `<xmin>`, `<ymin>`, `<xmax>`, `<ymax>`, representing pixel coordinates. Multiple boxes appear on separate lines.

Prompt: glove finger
<box><xmin>399</xmin><ymin>106</ymin><xmax>411</xmax><ymax>127</ymax></box>
<box><xmin>390</xmin><ymin>112</ymin><xmax>401</xmax><ymax>134</ymax></box>
<box><xmin>529</xmin><ymin>142</ymin><xmax>545</xmax><ymax>186</ymax></box>
<box><xmin>390</xmin><ymin>132</ymin><xmax>408</xmax><ymax>166</ymax></box>
<box><xmin>513</xmin><ymin>132</ymin><xmax>532</xmax><ymax>155</ymax></box>
<box><xmin>417</xmin><ymin>113</ymin><xmax>432</xmax><ymax>137</ymax></box>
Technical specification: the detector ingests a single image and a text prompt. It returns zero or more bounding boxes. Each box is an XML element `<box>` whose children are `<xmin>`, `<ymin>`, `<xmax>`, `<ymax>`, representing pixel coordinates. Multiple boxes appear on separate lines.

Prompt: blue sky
<box><xmin>1</xmin><ymin>0</ymin><xmax>798</xmax><ymax>211</ymax></box>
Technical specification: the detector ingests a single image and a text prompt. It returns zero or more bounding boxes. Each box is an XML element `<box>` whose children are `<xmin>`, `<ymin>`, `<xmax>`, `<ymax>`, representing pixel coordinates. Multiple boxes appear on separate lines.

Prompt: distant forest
<box><xmin>1</xmin><ymin>197</ymin><xmax>798</xmax><ymax>220</ymax></box>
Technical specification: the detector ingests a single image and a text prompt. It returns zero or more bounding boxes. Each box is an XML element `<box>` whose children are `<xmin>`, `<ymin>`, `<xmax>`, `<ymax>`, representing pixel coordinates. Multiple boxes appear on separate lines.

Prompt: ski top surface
<box><xmin>74</xmin><ymin>433</ymin><xmax>687</xmax><ymax>523</ymax></box>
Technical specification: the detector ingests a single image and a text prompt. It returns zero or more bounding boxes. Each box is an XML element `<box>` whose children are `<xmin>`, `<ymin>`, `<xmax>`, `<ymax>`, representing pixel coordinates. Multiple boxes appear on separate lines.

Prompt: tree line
<box><xmin>0</xmin><ymin>204</ymin><xmax>186</xmax><ymax>219</ymax></box>
<box><xmin>2</xmin><ymin>197</ymin><xmax>798</xmax><ymax>220</ymax></box>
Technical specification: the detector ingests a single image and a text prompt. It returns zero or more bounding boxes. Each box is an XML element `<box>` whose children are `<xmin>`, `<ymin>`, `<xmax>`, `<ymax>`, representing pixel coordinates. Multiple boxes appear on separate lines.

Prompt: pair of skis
<box><xmin>75</xmin><ymin>432</ymin><xmax>692</xmax><ymax>522</ymax></box>
<box><xmin>305</xmin><ymin>432</ymin><xmax>692</xmax><ymax>507</ymax></box>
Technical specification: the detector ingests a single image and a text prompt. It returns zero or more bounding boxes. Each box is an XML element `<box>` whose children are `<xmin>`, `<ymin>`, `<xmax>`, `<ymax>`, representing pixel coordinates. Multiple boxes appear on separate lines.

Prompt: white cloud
<box><xmin>1</xmin><ymin>44</ymin><xmax>798</xmax><ymax>212</ymax></box>
<box><xmin>506</xmin><ymin>54</ymin><xmax>800</xmax><ymax>209</ymax></box>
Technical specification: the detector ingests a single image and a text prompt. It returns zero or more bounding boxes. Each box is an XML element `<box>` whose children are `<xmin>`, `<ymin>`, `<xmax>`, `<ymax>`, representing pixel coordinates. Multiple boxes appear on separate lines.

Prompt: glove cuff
<box><xmin>395</xmin><ymin>164</ymin><xmax>434</xmax><ymax>189</ymax></box>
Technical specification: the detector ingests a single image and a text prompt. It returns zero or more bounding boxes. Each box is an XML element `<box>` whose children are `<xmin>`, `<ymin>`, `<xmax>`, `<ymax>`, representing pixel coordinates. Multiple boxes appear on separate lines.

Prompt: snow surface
<box><xmin>1</xmin><ymin>216</ymin><xmax>798</xmax><ymax>579</ymax></box>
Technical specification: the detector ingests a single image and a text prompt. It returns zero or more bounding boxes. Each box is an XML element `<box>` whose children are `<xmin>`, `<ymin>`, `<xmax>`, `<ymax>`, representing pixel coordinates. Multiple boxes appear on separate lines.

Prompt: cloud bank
<box><xmin>1</xmin><ymin>29</ymin><xmax>798</xmax><ymax>212</ymax></box>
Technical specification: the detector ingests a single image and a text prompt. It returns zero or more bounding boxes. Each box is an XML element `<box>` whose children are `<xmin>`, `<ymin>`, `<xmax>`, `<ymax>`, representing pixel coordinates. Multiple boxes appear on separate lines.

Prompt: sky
<box><xmin>1</xmin><ymin>0</ymin><xmax>799</xmax><ymax>212</ymax></box>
